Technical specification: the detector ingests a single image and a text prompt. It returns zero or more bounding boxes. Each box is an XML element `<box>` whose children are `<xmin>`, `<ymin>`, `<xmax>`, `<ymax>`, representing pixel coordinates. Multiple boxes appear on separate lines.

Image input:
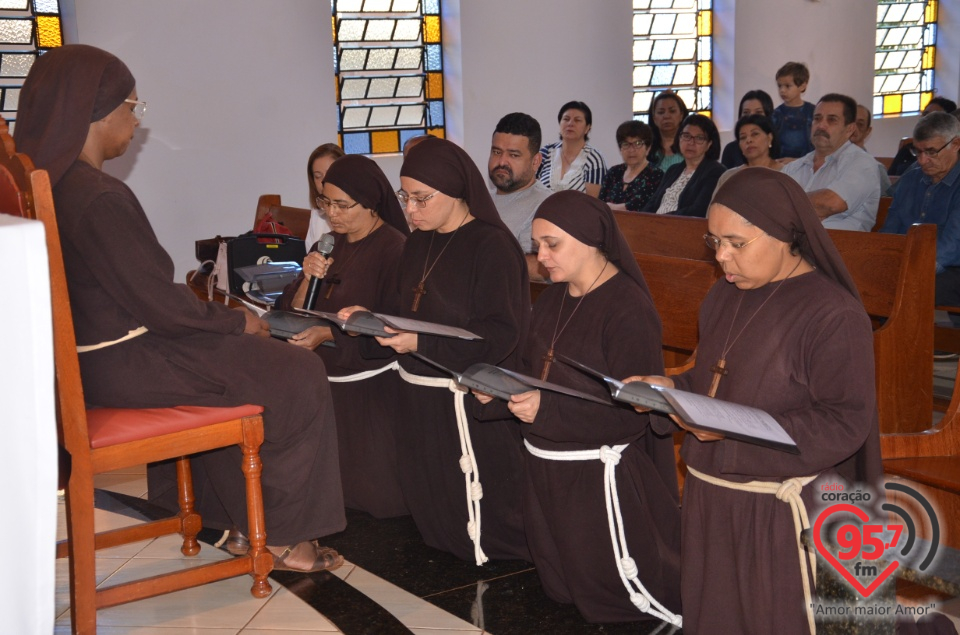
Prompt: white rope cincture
<box><xmin>686</xmin><ymin>466</ymin><xmax>818</xmax><ymax>635</ymax></box>
<box><xmin>523</xmin><ymin>439</ymin><xmax>682</xmax><ymax>627</ymax></box>
<box><xmin>328</xmin><ymin>361</ymin><xmax>488</xmax><ymax>566</ymax></box>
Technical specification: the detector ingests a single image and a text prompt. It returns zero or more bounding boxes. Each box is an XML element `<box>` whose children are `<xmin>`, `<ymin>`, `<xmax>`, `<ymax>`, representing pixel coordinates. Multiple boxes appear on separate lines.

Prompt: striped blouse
<box><xmin>537</xmin><ymin>142</ymin><xmax>607</xmax><ymax>192</ymax></box>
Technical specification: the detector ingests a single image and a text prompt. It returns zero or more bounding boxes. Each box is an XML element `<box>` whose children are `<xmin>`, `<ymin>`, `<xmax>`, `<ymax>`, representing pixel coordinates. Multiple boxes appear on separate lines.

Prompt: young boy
<box><xmin>772</xmin><ymin>62</ymin><xmax>816</xmax><ymax>158</ymax></box>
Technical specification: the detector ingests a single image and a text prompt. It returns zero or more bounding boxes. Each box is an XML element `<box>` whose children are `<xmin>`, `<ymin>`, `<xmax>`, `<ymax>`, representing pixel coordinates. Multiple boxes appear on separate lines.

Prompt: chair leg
<box><xmin>240</xmin><ymin>416</ymin><xmax>273</xmax><ymax>598</ymax></box>
<box><xmin>66</xmin><ymin>464</ymin><xmax>98</xmax><ymax>635</ymax></box>
<box><xmin>175</xmin><ymin>457</ymin><xmax>201</xmax><ymax>557</ymax></box>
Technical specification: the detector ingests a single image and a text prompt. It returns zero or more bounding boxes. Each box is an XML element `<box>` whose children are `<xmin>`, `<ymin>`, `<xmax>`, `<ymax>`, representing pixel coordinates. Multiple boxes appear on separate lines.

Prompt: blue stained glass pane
<box><xmin>400</xmin><ymin>128</ymin><xmax>426</xmax><ymax>147</ymax></box>
<box><xmin>699</xmin><ymin>36</ymin><xmax>711</xmax><ymax>61</ymax></box>
<box><xmin>344</xmin><ymin>132</ymin><xmax>371</xmax><ymax>154</ymax></box>
<box><xmin>923</xmin><ymin>69</ymin><xmax>933</xmax><ymax>90</ymax></box>
<box><xmin>34</xmin><ymin>0</ymin><xmax>59</xmax><ymax>11</ymax></box>
<box><xmin>698</xmin><ymin>0</ymin><xmax>711</xmax><ymax>9</ymax></box>
<box><xmin>426</xmin><ymin>44</ymin><xmax>442</xmax><ymax>71</ymax></box>
<box><xmin>924</xmin><ymin>23</ymin><xmax>936</xmax><ymax>46</ymax></box>
<box><xmin>699</xmin><ymin>86</ymin><xmax>711</xmax><ymax>110</ymax></box>
<box><xmin>424</xmin><ymin>0</ymin><xmax>439</xmax><ymax>14</ymax></box>
<box><xmin>428</xmin><ymin>100</ymin><xmax>444</xmax><ymax>126</ymax></box>
<box><xmin>651</xmin><ymin>65</ymin><xmax>674</xmax><ymax>86</ymax></box>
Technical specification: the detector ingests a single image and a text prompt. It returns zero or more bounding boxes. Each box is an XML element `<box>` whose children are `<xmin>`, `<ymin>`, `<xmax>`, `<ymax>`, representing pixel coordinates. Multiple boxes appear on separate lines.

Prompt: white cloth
<box><xmin>304</xmin><ymin>208</ymin><xmax>332</xmax><ymax>250</ymax></box>
<box><xmin>656</xmin><ymin>169</ymin><xmax>693</xmax><ymax>214</ymax></box>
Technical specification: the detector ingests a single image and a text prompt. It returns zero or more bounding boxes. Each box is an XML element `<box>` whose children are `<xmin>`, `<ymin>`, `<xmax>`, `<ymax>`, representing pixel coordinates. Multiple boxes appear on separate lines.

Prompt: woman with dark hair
<box><xmin>720</xmin><ymin>89</ymin><xmax>776</xmax><ymax>168</ymax></box>
<box><xmin>714</xmin><ymin>114</ymin><xmax>782</xmax><ymax>192</ymax></box>
<box><xmin>276</xmin><ymin>154</ymin><xmax>411</xmax><ymax>518</ymax></box>
<box><xmin>641</xmin><ymin>113</ymin><xmax>725</xmax><ymax>217</ymax></box>
<box><xmin>15</xmin><ymin>44</ymin><xmax>346</xmax><ymax>572</ymax></box>
<box><xmin>304</xmin><ymin>142</ymin><xmax>346</xmax><ymax>249</ymax></box>
<box><xmin>475</xmin><ymin>190</ymin><xmax>681</xmax><ymax>625</ymax></box>
<box><xmin>648</xmin><ymin>91</ymin><xmax>689</xmax><ymax>171</ymax></box>
<box><xmin>341</xmin><ymin>137</ymin><xmax>531</xmax><ymax>564</ymax></box>
<box><xmin>598</xmin><ymin>120</ymin><xmax>664</xmax><ymax>212</ymax></box>
<box><xmin>537</xmin><ymin>100</ymin><xmax>607</xmax><ymax>196</ymax></box>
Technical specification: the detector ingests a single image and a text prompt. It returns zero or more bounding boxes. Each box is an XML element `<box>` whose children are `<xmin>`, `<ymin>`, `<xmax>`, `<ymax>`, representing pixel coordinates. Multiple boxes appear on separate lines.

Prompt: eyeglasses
<box><xmin>619</xmin><ymin>140</ymin><xmax>646</xmax><ymax>150</ymax></box>
<box><xmin>680</xmin><ymin>132</ymin><xmax>709</xmax><ymax>145</ymax></box>
<box><xmin>124</xmin><ymin>99</ymin><xmax>147</xmax><ymax>121</ymax></box>
<box><xmin>910</xmin><ymin>138</ymin><xmax>956</xmax><ymax>159</ymax></box>
<box><xmin>316</xmin><ymin>196</ymin><xmax>360</xmax><ymax>212</ymax></box>
<box><xmin>703</xmin><ymin>232</ymin><xmax>763</xmax><ymax>251</ymax></box>
<box><xmin>396</xmin><ymin>189</ymin><xmax>440</xmax><ymax>209</ymax></box>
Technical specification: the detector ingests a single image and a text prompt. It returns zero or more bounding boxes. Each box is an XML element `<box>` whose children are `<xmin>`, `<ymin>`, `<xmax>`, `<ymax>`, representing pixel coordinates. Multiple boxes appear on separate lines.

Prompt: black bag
<box><xmin>225</xmin><ymin>233</ymin><xmax>306</xmax><ymax>294</ymax></box>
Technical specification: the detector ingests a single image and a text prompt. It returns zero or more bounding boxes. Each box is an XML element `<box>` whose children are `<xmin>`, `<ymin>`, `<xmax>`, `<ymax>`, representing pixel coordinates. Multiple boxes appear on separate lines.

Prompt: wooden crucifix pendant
<box><xmin>708</xmin><ymin>358</ymin><xmax>727</xmax><ymax>398</ymax></box>
<box><xmin>411</xmin><ymin>281</ymin><xmax>426</xmax><ymax>312</ymax></box>
<box><xmin>540</xmin><ymin>348</ymin><xmax>555</xmax><ymax>381</ymax></box>
<box><xmin>324</xmin><ymin>276</ymin><xmax>341</xmax><ymax>299</ymax></box>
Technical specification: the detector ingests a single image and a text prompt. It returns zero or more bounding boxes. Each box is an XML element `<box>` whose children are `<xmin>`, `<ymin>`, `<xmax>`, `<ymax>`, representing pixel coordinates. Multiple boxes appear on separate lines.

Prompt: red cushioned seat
<box><xmin>86</xmin><ymin>404</ymin><xmax>265</xmax><ymax>449</ymax></box>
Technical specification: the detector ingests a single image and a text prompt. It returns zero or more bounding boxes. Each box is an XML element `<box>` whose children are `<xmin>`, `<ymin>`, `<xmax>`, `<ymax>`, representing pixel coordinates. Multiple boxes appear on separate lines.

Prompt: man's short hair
<box><xmin>927</xmin><ymin>97</ymin><xmax>958</xmax><ymax>114</ymax></box>
<box><xmin>615</xmin><ymin>120</ymin><xmax>653</xmax><ymax>147</ymax></box>
<box><xmin>818</xmin><ymin>93</ymin><xmax>858</xmax><ymax>126</ymax></box>
<box><xmin>914</xmin><ymin>111</ymin><xmax>960</xmax><ymax>143</ymax></box>
<box><xmin>493</xmin><ymin>112</ymin><xmax>542</xmax><ymax>155</ymax></box>
<box><xmin>775</xmin><ymin>61</ymin><xmax>810</xmax><ymax>87</ymax></box>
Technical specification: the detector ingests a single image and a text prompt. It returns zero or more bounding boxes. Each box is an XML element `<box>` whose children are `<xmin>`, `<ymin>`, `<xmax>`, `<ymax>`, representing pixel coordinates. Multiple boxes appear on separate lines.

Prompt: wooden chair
<box><xmin>253</xmin><ymin>193</ymin><xmax>312</xmax><ymax>240</ymax></box>
<box><xmin>873</xmin><ymin>196</ymin><xmax>892</xmax><ymax>231</ymax></box>
<box><xmin>0</xmin><ymin>135</ymin><xmax>274</xmax><ymax>634</ymax></box>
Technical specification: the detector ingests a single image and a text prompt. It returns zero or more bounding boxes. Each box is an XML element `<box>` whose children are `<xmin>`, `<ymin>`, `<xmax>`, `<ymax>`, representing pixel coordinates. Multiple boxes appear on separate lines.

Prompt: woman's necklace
<box><xmin>323</xmin><ymin>217</ymin><xmax>381</xmax><ymax>299</ymax></box>
<box><xmin>622</xmin><ymin>161</ymin><xmax>647</xmax><ymax>187</ymax></box>
<box><xmin>411</xmin><ymin>211</ymin><xmax>469</xmax><ymax>312</ymax></box>
<box><xmin>707</xmin><ymin>257</ymin><xmax>804</xmax><ymax>398</ymax></box>
<box><xmin>540</xmin><ymin>260</ymin><xmax>609</xmax><ymax>381</ymax></box>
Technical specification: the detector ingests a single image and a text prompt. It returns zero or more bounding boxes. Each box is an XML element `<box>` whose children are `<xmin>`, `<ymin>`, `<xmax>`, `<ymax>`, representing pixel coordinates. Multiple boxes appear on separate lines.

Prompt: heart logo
<box><xmin>813</xmin><ymin>503</ymin><xmax>899</xmax><ymax>597</ymax></box>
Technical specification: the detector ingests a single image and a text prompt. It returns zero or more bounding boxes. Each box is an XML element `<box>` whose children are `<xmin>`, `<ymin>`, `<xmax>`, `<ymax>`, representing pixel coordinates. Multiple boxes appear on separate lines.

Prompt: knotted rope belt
<box><xmin>328</xmin><ymin>362</ymin><xmax>488</xmax><ymax>566</ymax></box>
<box><xmin>76</xmin><ymin>326</ymin><xmax>148</xmax><ymax>353</ymax></box>
<box><xmin>686</xmin><ymin>466</ymin><xmax>818</xmax><ymax>635</ymax></box>
<box><xmin>523</xmin><ymin>439</ymin><xmax>683</xmax><ymax>627</ymax></box>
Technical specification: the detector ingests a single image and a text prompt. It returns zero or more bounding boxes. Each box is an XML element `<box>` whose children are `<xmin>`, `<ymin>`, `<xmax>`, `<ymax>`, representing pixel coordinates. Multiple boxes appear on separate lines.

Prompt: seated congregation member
<box><xmin>475</xmin><ymin>191</ymin><xmax>681</xmax><ymax>625</ymax></box>
<box><xmin>631</xmin><ymin>169</ymin><xmax>881</xmax><ymax>634</ymax></box>
<box><xmin>882</xmin><ymin>112</ymin><xmax>960</xmax><ymax>325</ymax></box>
<box><xmin>720</xmin><ymin>89</ymin><xmax>775</xmax><ymax>168</ymax></box>
<box><xmin>538</xmin><ymin>101</ymin><xmax>607</xmax><ymax>197</ymax></box>
<box><xmin>598</xmin><ymin>120</ymin><xmax>664</xmax><ymax>212</ymax></box>
<box><xmin>889</xmin><ymin>97</ymin><xmax>958</xmax><ymax>177</ymax></box>
<box><xmin>641</xmin><ymin>113</ymin><xmax>725</xmax><ymax>217</ymax></box>
<box><xmin>648</xmin><ymin>90</ymin><xmax>688</xmax><ymax>172</ymax></box>
<box><xmin>303</xmin><ymin>142</ymin><xmax>345</xmax><ymax>250</ymax></box>
<box><xmin>713</xmin><ymin>114</ymin><xmax>781</xmax><ymax>192</ymax></box>
<box><xmin>850</xmin><ymin>104</ymin><xmax>893</xmax><ymax>196</ymax></box>
<box><xmin>342</xmin><ymin>137</ymin><xmax>531</xmax><ymax>564</ymax></box>
<box><xmin>276</xmin><ymin>154</ymin><xmax>410</xmax><ymax>518</ymax></box>
<box><xmin>782</xmin><ymin>93</ymin><xmax>881</xmax><ymax>231</ymax></box>
<box><xmin>16</xmin><ymin>44</ymin><xmax>346</xmax><ymax>572</ymax></box>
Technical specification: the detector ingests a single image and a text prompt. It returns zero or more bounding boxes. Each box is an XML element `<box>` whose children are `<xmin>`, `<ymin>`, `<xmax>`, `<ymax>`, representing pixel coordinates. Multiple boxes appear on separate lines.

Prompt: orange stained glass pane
<box><xmin>426</xmin><ymin>72</ymin><xmax>443</xmax><ymax>99</ymax></box>
<box><xmin>697</xmin><ymin>61</ymin><xmax>711</xmax><ymax>86</ymax></box>
<box><xmin>926</xmin><ymin>0</ymin><xmax>938</xmax><ymax>24</ymax></box>
<box><xmin>884</xmin><ymin>94</ymin><xmax>903</xmax><ymax>115</ymax></box>
<box><xmin>424</xmin><ymin>15</ymin><xmax>440</xmax><ymax>43</ymax></box>
<box><xmin>921</xmin><ymin>92</ymin><xmax>933</xmax><ymax>111</ymax></box>
<box><xmin>334</xmin><ymin>77</ymin><xmax>340</xmax><ymax>102</ymax></box>
<box><xmin>427</xmin><ymin>127</ymin><xmax>445</xmax><ymax>139</ymax></box>
<box><xmin>922</xmin><ymin>45</ymin><xmax>935</xmax><ymax>70</ymax></box>
<box><xmin>371</xmin><ymin>130</ymin><xmax>399</xmax><ymax>154</ymax></box>
<box><xmin>36</xmin><ymin>16</ymin><xmax>61</xmax><ymax>48</ymax></box>
<box><xmin>697</xmin><ymin>10</ymin><xmax>712</xmax><ymax>36</ymax></box>
<box><xmin>338</xmin><ymin>132</ymin><xmax>344</xmax><ymax>149</ymax></box>
<box><xmin>331</xmin><ymin>15</ymin><xmax>336</xmax><ymax>39</ymax></box>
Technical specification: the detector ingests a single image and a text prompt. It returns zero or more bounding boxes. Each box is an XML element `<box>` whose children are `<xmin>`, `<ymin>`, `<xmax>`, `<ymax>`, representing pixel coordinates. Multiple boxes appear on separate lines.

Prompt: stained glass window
<box><xmin>0</xmin><ymin>0</ymin><xmax>60</xmax><ymax>125</ymax></box>
<box><xmin>874</xmin><ymin>0</ymin><xmax>936</xmax><ymax>117</ymax></box>
<box><xmin>332</xmin><ymin>0</ymin><xmax>445</xmax><ymax>155</ymax></box>
<box><xmin>632</xmin><ymin>0</ymin><xmax>712</xmax><ymax>122</ymax></box>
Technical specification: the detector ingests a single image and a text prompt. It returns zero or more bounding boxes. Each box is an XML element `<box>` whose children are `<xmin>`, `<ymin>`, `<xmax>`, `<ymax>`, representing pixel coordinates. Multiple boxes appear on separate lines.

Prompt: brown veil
<box><xmin>323</xmin><ymin>154</ymin><xmax>410</xmax><ymax>236</ymax></box>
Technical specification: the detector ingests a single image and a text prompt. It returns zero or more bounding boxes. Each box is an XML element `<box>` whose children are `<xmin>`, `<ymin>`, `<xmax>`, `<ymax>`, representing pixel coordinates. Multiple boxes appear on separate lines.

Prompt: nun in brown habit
<box><xmin>345</xmin><ymin>136</ymin><xmax>532</xmax><ymax>563</ymax></box>
<box><xmin>15</xmin><ymin>44</ymin><xmax>346</xmax><ymax>572</ymax></box>
<box><xmin>277</xmin><ymin>154</ymin><xmax>411</xmax><ymax>518</ymax></box>
<box><xmin>637</xmin><ymin>167</ymin><xmax>882</xmax><ymax>634</ymax></box>
<box><xmin>475</xmin><ymin>190</ymin><xmax>682</xmax><ymax>623</ymax></box>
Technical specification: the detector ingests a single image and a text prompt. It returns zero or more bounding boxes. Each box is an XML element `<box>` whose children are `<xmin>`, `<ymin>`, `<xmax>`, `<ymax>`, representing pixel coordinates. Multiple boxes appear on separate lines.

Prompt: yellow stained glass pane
<box><xmin>921</xmin><ymin>91</ymin><xmax>932</xmax><ymax>111</ymax></box>
<box><xmin>697</xmin><ymin>61</ymin><xmax>711</xmax><ymax>86</ymax></box>
<box><xmin>883</xmin><ymin>94</ymin><xmax>903</xmax><ymax>115</ymax></box>
<box><xmin>371</xmin><ymin>130</ymin><xmax>399</xmax><ymax>153</ymax></box>
<box><xmin>426</xmin><ymin>71</ymin><xmax>443</xmax><ymax>99</ymax></box>
<box><xmin>697</xmin><ymin>10</ymin><xmax>711</xmax><ymax>36</ymax></box>
<box><xmin>338</xmin><ymin>133</ymin><xmax>344</xmax><ymax>149</ymax></box>
<box><xmin>37</xmin><ymin>17</ymin><xmax>61</xmax><ymax>48</ymax></box>
<box><xmin>427</xmin><ymin>127</ymin><xmax>444</xmax><ymax>139</ymax></box>
<box><xmin>334</xmin><ymin>77</ymin><xmax>340</xmax><ymax>102</ymax></box>
<box><xmin>922</xmin><ymin>45</ymin><xmax>935</xmax><ymax>70</ymax></box>
<box><xmin>925</xmin><ymin>0</ymin><xmax>937</xmax><ymax>24</ymax></box>
<box><xmin>424</xmin><ymin>15</ymin><xmax>440</xmax><ymax>43</ymax></box>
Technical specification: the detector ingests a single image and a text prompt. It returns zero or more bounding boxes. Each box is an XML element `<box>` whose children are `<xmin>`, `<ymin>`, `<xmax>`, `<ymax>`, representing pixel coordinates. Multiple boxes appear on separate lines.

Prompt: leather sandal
<box><xmin>271</xmin><ymin>540</ymin><xmax>344</xmax><ymax>573</ymax></box>
<box><xmin>225</xmin><ymin>528</ymin><xmax>250</xmax><ymax>556</ymax></box>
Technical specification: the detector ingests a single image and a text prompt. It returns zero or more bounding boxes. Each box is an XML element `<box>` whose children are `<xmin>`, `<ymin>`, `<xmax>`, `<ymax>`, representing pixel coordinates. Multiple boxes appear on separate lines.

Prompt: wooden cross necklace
<box><xmin>708</xmin><ymin>257</ymin><xmax>803</xmax><ymax>398</ymax></box>
<box><xmin>411</xmin><ymin>211</ymin><xmax>469</xmax><ymax>312</ymax></box>
<box><xmin>541</xmin><ymin>260</ymin><xmax>608</xmax><ymax>381</ymax></box>
<box><xmin>323</xmin><ymin>217</ymin><xmax>381</xmax><ymax>299</ymax></box>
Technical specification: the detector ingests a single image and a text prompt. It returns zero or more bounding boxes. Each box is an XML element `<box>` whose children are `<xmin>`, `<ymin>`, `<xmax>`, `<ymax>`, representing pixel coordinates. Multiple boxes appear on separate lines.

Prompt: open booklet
<box><xmin>410</xmin><ymin>352</ymin><xmax>612</xmax><ymax>405</ymax></box>
<box><xmin>558</xmin><ymin>355</ymin><xmax>799</xmax><ymax>454</ymax></box>
<box><xmin>292</xmin><ymin>308</ymin><xmax>482</xmax><ymax>340</ymax></box>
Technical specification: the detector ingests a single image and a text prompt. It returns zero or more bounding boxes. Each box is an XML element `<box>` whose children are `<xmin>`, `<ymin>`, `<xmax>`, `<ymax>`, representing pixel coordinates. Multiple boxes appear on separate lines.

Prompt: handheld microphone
<box><xmin>304</xmin><ymin>233</ymin><xmax>336</xmax><ymax>310</ymax></box>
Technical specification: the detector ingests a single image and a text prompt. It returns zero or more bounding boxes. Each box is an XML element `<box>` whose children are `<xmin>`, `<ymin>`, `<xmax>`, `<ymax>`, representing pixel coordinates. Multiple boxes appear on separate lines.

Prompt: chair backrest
<box><xmin>252</xmin><ymin>194</ymin><xmax>311</xmax><ymax>241</ymax></box>
<box><xmin>873</xmin><ymin>196</ymin><xmax>892</xmax><ymax>232</ymax></box>
<box><xmin>0</xmin><ymin>129</ymin><xmax>92</xmax><ymax>460</ymax></box>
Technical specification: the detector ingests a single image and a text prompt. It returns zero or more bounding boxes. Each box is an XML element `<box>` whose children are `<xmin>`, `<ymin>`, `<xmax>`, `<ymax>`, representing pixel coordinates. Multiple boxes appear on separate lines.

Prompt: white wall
<box><xmin>68</xmin><ymin>1</ymin><xmax>958</xmax><ymax>277</ymax></box>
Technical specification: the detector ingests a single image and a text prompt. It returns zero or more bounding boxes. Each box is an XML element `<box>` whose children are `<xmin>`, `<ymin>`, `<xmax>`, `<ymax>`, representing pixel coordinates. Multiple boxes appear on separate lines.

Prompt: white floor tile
<box><xmin>94</xmin><ymin>473</ymin><xmax>150</xmax><ymax>498</ymax></box>
<box><xmin>134</xmin><ymin>533</ymin><xmax>233</xmax><ymax>561</ymax></box>
<box><xmin>243</xmin><ymin>587</ymin><xmax>340</xmax><ymax>632</ymax></box>
<box><xmin>54</xmin><ymin>557</ymin><xmax>127</xmax><ymax>618</ymax></box>
<box><xmin>243</xmin><ymin>631</ymin><xmax>339</xmax><ymax>635</ymax></box>
<box><xmin>54</xmin><ymin>617</ymin><xmax>239</xmax><ymax>635</ymax></box>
